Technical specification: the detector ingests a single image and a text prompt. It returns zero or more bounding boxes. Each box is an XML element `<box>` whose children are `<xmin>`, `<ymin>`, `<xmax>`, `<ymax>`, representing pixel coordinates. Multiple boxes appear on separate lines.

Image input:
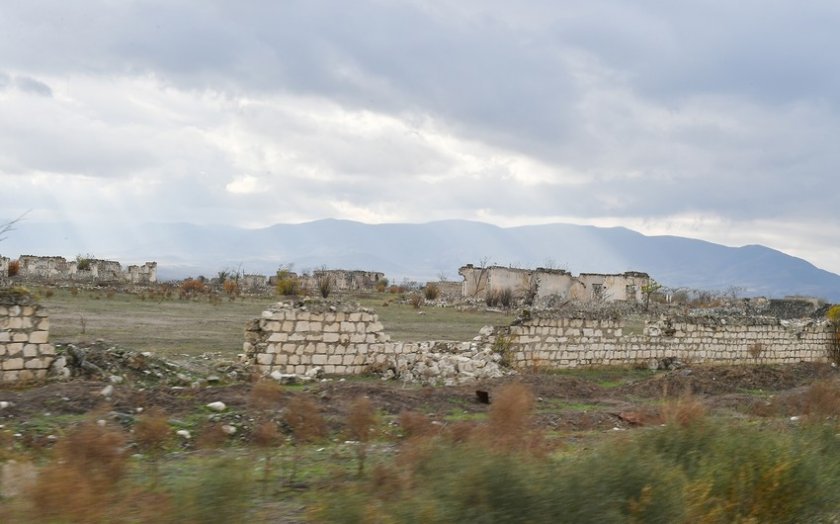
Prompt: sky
<box><xmin>2</xmin><ymin>1</ymin><xmax>840</xmax><ymax>274</ymax></box>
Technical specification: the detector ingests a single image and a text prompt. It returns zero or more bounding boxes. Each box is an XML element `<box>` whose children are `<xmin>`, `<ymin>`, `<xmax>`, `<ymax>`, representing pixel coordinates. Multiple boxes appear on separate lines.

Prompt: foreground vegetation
<box><xmin>4</xmin><ymin>377</ymin><xmax>840</xmax><ymax>522</ymax></box>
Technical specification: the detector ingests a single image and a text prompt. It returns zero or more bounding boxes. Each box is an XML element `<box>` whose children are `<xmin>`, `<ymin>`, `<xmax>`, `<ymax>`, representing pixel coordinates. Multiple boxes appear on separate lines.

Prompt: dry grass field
<box><xmin>38</xmin><ymin>288</ymin><xmax>509</xmax><ymax>357</ymax></box>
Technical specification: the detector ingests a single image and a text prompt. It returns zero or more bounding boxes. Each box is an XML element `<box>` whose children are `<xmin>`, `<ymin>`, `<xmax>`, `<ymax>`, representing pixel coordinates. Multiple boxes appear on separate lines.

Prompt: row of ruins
<box><xmin>1</xmin><ymin>254</ymin><xmax>651</xmax><ymax>305</ymax></box>
<box><xmin>1</xmin><ymin>255</ymin><xmax>157</xmax><ymax>285</ymax></box>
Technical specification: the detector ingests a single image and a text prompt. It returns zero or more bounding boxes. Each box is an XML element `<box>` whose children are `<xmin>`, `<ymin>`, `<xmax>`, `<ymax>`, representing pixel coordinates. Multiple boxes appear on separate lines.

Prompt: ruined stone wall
<box><xmin>502</xmin><ymin>315</ymin><xmax>831</xmax><ymax>368</ymax></box>
<box><xmin>458</xmin><ymin>264</ymin><xmax>650</xmax><ymax>305</ymax></box>
<box><xmin>5</xmin><ymin>255</ymin><xmax>157</xmax><ymax>285</ymax></box>
<box><xmin>245</xmin><ymin>302</ymin><xmax>400</xmax><ymax>376</ymax></box>
<box><xmin>0</xmin><ymin>292</ymin><xmax>57</xmax><ymax>383</ymax></box>
<box><xmin>427</xmin><ymin>281</ymin><xmax>462</xmax><ymax>300</ymax></box>
<box><xmin>306</xmin><ymin>270</ymin><xmax>385</xmax><ymax>292</ymax></box>
<box><xmin>245</xmin><ymin>301</ymin><xmax>505</xmax><ymax>384</ymax></box>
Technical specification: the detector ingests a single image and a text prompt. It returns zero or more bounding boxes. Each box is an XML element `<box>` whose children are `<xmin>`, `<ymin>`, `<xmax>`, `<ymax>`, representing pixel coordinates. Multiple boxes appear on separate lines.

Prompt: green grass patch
<box><xmin>547</xmin><ymin>366</ymin><xmax>654</xmax><ymax>388</ymax></box>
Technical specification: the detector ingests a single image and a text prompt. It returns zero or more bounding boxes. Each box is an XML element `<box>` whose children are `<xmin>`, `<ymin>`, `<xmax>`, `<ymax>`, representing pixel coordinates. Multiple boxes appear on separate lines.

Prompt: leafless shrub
<box><xmin>7</xmin><ymin>259</ymin><xmax>20</xmax><ymax>277</ymax></box>
<box><xmin>283</xmin><ymin>396</ymin><xmax>327</xmax><ymax>483</ymax></box>
<box><xmin>30</xmin><ymin>420</ymin><xmax>128</xmax><ymax>521</ymax></box>
<box><xmin>748</xmin><ymin>342</ymin><xmax>765</xmax><ymax>361</ymax></box>
<box><xmin>346</xmin><ymin>396</ymin><xmax>378</xmax><ymax>476</ymax></box>
<box><xmin>249</xmin><ymin>379</ymin><xmax>285</xmax><ymax>411</ymax></box>
<box><xmin>424</xmin><ymin>283</ymin><xmax>440</xmax><ymax>301</ymax></box>
<box><xmin>133</xmin><ymin>407</ymin><xmax>171</xmax><ymax>488</ymax></box>
<box><xmin>399</xmin><ymin>410</ymin><xmax>438</xmax><ymax>439</ymax></box>
<box><xmin>409</xmin><ymin>292</ymin><xmax>424</xmax><ymax>309</ymax></box>
<box><xmin>660</xmin><ymin>393</ymin><xmax>707</xmax><ymax>427</ymax></box>
<box><xmin>484</xmin><ymin>382</ymin><xmax>537</xmax><ymax>451</ymax></box>
<box><xmin>485</xmin><ymin>287</ymin><xmax>514</xmax><ymax>309</ymax></box>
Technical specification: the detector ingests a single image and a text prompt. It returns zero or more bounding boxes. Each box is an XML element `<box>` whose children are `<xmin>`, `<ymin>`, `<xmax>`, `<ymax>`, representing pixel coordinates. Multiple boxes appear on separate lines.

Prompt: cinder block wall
<box><xmin>0</xmin><ymin>293</ymin><xmax>56</xmax><ymax>383</ymax></box>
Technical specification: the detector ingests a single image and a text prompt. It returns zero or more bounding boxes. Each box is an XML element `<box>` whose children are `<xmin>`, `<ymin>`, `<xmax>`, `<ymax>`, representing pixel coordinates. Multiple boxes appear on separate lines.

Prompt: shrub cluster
<box><xmin>313</xmin><ymin>387</ymin><xmax>840</xmax><ymax>523</ymax></box>
<box><xmin>486</xmin><ymin>287</ymin><xmax>514</xmax><ymax>308</ymax></box>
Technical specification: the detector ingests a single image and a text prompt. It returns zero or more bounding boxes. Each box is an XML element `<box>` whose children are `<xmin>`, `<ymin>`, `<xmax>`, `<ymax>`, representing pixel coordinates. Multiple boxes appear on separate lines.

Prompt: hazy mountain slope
<box><xmin>3</xmin><ymin>219</ymin><xmax>839</xmax><ymax>300</ymax></box>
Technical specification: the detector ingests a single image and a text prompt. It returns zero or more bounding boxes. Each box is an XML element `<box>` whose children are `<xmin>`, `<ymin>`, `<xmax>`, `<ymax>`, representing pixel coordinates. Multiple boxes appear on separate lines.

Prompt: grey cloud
<box><xmin>14</xmin><ymin>76</ymin><xmax>53</xmax><ymax>97</ymax></box>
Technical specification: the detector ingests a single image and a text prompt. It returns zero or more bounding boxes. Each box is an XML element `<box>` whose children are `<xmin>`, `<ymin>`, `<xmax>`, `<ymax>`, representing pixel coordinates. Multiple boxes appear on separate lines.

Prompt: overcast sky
<box><xmin>2</xmin><ymin>1</ymin><xmax>839</xmax><ymax>273</ymax></box>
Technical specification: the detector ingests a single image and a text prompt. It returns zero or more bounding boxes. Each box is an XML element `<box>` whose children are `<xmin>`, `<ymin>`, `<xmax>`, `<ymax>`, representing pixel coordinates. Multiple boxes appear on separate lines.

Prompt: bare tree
<box><xmin>0</xmin><ymin>212</ymin><xmax>27</xmax><ymax>243</ymax></box>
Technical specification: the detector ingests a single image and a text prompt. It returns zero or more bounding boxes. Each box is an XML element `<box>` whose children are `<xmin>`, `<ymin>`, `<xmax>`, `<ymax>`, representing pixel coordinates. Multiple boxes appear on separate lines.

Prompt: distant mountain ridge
<box><xmin>3</xmin><ymin>218</ymin><xmax>840</xmax><ymax>301</ymax></box>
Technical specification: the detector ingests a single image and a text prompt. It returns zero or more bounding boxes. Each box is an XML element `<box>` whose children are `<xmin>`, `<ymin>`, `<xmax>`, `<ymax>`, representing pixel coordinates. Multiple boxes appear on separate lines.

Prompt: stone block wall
<box><xmin>0</xmin><ymin>293</ymin><xmax>56</xmax><ymax>383</ymax></box>
<box><xmin>501</xmin><ymin>315</ymin><xmax>831</xmax><ymax>368</ymax></box>
<box><xmin>245</xmin><ymin>302</ymin><xmax>401</xmax><ymax>376</ymax></box>
<box><xmin>246</xmin><ymin>303</ymin><xmax>833</xmax><ymax>382</ymax></box>
<box><xmin>244</xmin><ymin>301</ymin><xmax>506</xmax><ymax>384</ymax></box>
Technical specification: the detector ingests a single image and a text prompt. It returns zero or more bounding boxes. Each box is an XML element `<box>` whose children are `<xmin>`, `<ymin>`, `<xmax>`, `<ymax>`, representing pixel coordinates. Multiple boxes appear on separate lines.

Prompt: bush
<box><xmin>179</xmin><ymin>277</ymin><xmax>207</xmax><ymax>298</ymax></box>
<box><xmin>275</xmin><ymin>269</ymin><xmax>302</xmax><ymax>296</ymax></box>
<box><xmin>486</xmin><ymin>287</ymin><xmax>514</xmax><ymax>308</ymax></box>
<box><xmin>409</xmin><ymin>293</ymin><xmax>424</xmax><ymax>309</ymax></box>
<box><xmin>424</xmin><ymin>283</ymin><xmax>440</xmax><ymax>301</ymax></box>
<box><xmin>75</xmin><ymin>253</ymin><xmax>95</xmax><ymax>271</ymax></box>
<box><xmin>316</xmin><ymin>418</ymin><xmax>840</xmax><ymax>523</ymax></box>
<box><xmin>7</xmin><ymin>259</ymin><xmax>20</xmax><ymax>277</ymax></box>
<box><xmin>317</xmin><ymin>274</ymin><xmax>334</xmax><ymax>298</ymax></box>
<box><xmin>222</xmin><ymin>279</ymin><xmax>239</xmax><ymax>299</ymax></box>
<box><xmin>827</xmin><ymin>305</ymin><xmax>840</xmax><ymax>365</ymax></box>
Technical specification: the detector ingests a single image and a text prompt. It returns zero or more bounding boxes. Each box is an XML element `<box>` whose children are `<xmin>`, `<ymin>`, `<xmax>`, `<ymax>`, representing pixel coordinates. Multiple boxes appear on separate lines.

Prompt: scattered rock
<box><xmin>206</xmin><ymin>401</ymin><xmax>227</xmax><ymax>412</ymax></box>
<box><xmin>221</xmin><ymin>424</ymin><xmax>237</xmax><ymax>435</ymax></box>
<box><xmin>99</xmin><ymin>385</ymin><xmax>114</xmax><ymax>397</ymax></box>
<box><xmin>176</xmin><ymin>429</ymin><xmax>191</xmax><ymax>439</ymax></box>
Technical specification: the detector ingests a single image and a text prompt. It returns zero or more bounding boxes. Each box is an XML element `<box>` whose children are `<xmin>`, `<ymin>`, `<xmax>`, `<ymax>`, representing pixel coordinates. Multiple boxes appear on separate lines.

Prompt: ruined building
<box><xmin>458</xmin><ymin>264</ymin><xmax>650</xmax><ymax>304</ymax></box>
<box><xmin>1</xmin><ymin>255</ymin><xmax>157</xmax><ymax>285</ymax></box>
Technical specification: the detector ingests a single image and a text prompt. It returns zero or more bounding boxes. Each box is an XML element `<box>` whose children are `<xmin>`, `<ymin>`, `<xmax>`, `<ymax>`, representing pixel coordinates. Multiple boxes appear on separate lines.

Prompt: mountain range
<box><xmin>3</xmin><ymin>219</ymin><xmax>840</xmax><ymax>301</ymax></box>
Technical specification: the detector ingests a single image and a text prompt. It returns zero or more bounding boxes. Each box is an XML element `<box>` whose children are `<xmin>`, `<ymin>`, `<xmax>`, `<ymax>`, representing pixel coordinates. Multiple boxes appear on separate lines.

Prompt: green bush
<box><xmin>275</xmin><ymin>268</ymin><xmax>302</xmax><ymax>296</ymax></box>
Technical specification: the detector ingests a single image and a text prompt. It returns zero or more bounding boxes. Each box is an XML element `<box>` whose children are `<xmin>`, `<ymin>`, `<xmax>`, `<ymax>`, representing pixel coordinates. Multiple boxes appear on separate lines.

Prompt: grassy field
<box><xmin>36</xmin><ymin>288</ymin><xmax>510</xmax><ymax>357</ymax></box>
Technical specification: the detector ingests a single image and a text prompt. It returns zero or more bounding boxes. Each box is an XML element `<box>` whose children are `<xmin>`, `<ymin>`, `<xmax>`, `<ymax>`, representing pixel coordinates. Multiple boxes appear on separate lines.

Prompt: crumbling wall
<box><xmin>0</xmin><ymin>291</ymin><xmax>63</xmax><ymax>383</ymax></box>
<box><xmin>125</xmin><ymin>262</ymin><xmax>158</xmax><ymax>284</ymax></box>
<box><xmin>426</xmin><ymin>281</ymin><xmax>462</xmax><ymax>300</ymax></box>
<box><xmin>458</xmin><ymin>264</ymin><xmax>649</xmax><ymax>305</ymax></box>
<box><xmin>244</xmin><ymin>301</ymin><xmax>506</xmax><ymax>384</ymax></box>
<box><xmin>5</xmin><ymin>255</ymin><xmax>157</xmax><ymax>285</ymax></box>
<box><xmin>305</xmin><ymin>270</ymin><xmax>385</xmax><ymax>292</ymax></box>
<box><xmin>501</xmin><ymin>314</ymin><xmax>830</xmax><ymax>368</ymax></box>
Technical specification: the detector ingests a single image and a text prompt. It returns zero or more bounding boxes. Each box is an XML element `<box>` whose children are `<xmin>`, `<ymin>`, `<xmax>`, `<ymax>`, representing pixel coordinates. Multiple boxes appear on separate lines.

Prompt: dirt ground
<box><xmin>2</xmin><ymin>340</ymin><xmax>837</xmax><ymax>442</ymax></box>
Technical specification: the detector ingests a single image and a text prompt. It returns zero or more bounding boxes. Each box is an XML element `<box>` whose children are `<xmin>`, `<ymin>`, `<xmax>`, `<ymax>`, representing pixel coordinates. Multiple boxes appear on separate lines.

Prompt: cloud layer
<box><xmin>2</xmin><ymin>1</ymin><xmax>839</xmax><ymax>273</ymax></box>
